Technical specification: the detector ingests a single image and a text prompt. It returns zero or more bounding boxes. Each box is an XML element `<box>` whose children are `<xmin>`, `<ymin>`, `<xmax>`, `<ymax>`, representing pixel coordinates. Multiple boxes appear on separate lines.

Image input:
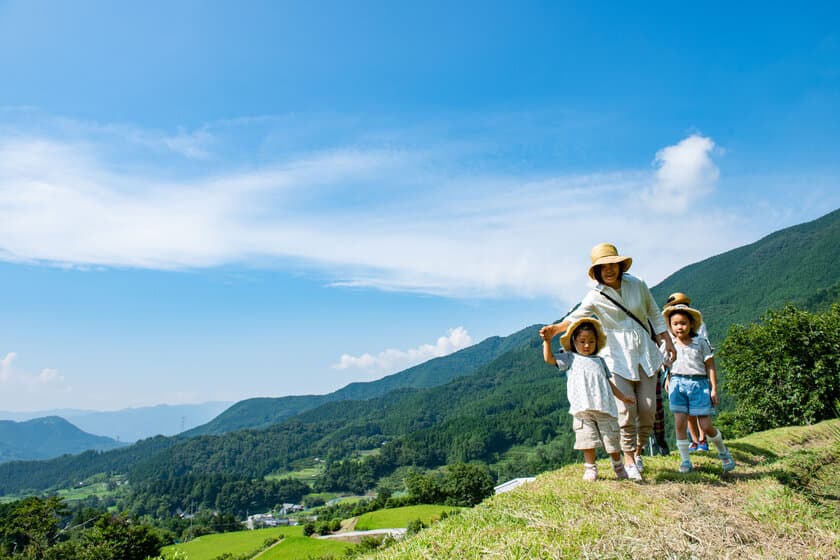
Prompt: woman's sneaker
<box><xmin>634</xmin><ymin>455</ymin><xmax>644</xmax><ymax>473</ymax></box>
<box><xmin>697</xmin><ymin>440</ymin><xmax>709</xmax><ymax>452</ymax></box>
<box><xmin>625</xmin><ymin>462</ymin><xmax>643</xmax><ymax>481</ymax></box>
<box><xmin>688</xmin><ymin>441</ymin><xmax>698</xmax><ymax>452</ymax></box>
<box><xmin>582</xmin><ymin>464</ymin><xmax>598</xmax><ymax>481</ymax></box>
<box><xmin>679</xmin><ymin>460</ymin><xmax>694</xmax><ymax>473</ymax></box>
<box><xmin>719</xmin><ymin>451</ymin><xmax>736</xmax><ymax>472</ymax></box>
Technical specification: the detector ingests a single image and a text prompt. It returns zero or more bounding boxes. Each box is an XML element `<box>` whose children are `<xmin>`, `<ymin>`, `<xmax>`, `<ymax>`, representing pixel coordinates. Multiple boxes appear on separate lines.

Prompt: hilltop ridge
<box><xmin>368</xmin><ymin>420</ymin><xmax>840</xmax><ymax>559</ymax></box>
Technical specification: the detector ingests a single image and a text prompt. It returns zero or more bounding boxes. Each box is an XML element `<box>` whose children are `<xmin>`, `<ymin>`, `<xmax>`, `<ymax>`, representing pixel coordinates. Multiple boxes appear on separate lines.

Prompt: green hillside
<box><xmin>368</xmin><ymin>420</ymin><xmax>840</xmax><ymax>559</ymax></box>
<box><xmin>651</xmin><ymin>208</ymin><xmax>840</xmax><ymax>343</ymax></box>
<box><xmin>0</xmin><ymin>416</ymin><xmax>126</xmax><ymax>463</ymax></box>
<box><xmin>186</xmin><ymin>327</ymin><xmax>536</xmax><ymax>436</ymax></box>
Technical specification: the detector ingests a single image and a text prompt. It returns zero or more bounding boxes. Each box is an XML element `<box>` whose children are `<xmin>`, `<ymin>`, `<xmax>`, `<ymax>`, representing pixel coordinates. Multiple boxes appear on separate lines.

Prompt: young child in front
<box><xmin>663</xmin><ymin>304</ymin><xmax>736</xmax><ymax>473</ymax></box>
<box><xmin>542</xmin><ymin>317</ymin><xmax>636</xmax><ymax>481</ymax></box>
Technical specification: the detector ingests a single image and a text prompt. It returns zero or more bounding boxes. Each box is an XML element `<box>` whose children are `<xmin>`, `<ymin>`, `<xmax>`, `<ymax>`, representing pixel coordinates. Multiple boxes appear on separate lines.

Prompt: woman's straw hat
<box><xmin>588</xmin><ymin>243</ymin><xmax>633</xmax><ymax>280</ymax></box>
<box><xmin>560</xmin><ymin>317</ymin><xmax>608</xmax><ymax>352</ymax></box>
<box><xmin>665</xmin><ymin>292</ymin><xmax>691</xmax><ymax>308</ymax></box>
<box><xmin>663</xmin><ymin>304</ymin><xmax>703</xmax><ymax>332</ymax></box>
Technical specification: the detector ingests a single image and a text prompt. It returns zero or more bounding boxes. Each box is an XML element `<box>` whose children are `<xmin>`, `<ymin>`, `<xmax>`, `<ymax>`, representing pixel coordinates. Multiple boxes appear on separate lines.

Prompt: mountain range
<box><xmin>0</xmin><ymin>416</ymin><xmax>125</xmax><ymax>463</ymax></box>
<box><xmin>0</xmin><ymin>207</ymin><xmax>837</xmax><ymax>501</ymax></box>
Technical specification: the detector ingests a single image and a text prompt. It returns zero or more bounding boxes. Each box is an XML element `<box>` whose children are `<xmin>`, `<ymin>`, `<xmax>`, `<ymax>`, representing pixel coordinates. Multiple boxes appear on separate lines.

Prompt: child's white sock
<box><xmin>676</xmin><ymin>439</ymin><xmax>691</xmax><ymax>462</ymax></box>
<box><xmin>707</xmin><ymin>429</ymin><xmax>727</xmax><ymax>454</ymax></box>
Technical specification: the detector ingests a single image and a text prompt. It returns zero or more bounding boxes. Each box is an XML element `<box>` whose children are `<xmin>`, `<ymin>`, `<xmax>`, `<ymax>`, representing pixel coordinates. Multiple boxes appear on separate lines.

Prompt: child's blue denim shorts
<box><xmin>668</xmin><ymin>374</ymin><xmax>713</xmax><ymax>416</ymax></box>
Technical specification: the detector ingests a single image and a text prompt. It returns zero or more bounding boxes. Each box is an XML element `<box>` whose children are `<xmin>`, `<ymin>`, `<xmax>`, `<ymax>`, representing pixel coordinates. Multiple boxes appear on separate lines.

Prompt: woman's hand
<box><xmin>620</xmin><ymin>394</ymin><xmax>636</xmax><ymax>405</ymax></box>
<box><xmin>710</xmin><ymin>387</ymin><xmax>719</xmax><ymax>407</ymax></box>
<box><xmin>540</xmin><ymin>323</ymin><xmax>562</xmax><ymax>341</ymax></box>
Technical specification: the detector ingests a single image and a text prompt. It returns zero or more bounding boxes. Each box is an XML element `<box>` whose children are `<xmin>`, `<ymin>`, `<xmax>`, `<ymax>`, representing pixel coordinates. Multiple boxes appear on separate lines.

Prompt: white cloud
<box><xmin>333</xmin><ymin>327</ymin><xmax>474</xmax><ymax>377</ymax></box>
<box><xmin>0</xmin><ymin>120</ymin><xmax>773</xmax><ymax>304</ymax></box>
<box><xmin>646</xmin><ymin>134</ymin><xmax>720</xmax><ymax>212</ymax></box>
<box><xmin>0</xmin><ymin>352</ymin><xmax>64</xmax><ymax>387</ymax></box>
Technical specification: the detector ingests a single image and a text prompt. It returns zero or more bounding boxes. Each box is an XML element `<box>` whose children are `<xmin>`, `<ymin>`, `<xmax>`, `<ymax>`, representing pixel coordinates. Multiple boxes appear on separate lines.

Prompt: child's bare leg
<box><xmin>674</xmin><ymin>412</ymin><xmax>688</xmax><ymax>436</ymax></box>
<box><xmin>581</xmin><ymin>448</ymin><xmax>598</xmax><ymax>481</ymax></box>
<box><xmin>697</xmin><ymin>415</ymin><xmax>716</xmax><ymax>437</ymax></box>
<box><xmin>687</xmin><ymin>415</ymin><xmax>700</xmax><ymax>442</ymax></box>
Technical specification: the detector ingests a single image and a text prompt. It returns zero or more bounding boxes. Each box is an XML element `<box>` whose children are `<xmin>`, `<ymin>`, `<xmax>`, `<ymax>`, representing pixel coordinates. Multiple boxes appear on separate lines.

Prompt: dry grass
<box><xmin>367</xmin><ymin>420</ymin><xmax>840</xmax><ymax>559</ymax></box>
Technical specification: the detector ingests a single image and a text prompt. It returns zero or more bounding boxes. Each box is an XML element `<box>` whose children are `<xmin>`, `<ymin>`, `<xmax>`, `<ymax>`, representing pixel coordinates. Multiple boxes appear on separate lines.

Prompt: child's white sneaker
<box><xmin>582</xmin><ymin>464</ymin><xmax>598</xmax><ymax>481</ymax></box>
<box><xmin>624</xmin><ymin>462</ymin><xmax>643</xmax><ymax>481</ymax></box>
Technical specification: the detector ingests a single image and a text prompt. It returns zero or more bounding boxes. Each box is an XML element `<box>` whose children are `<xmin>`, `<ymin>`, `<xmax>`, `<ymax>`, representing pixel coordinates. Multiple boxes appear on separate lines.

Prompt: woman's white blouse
<box><xmin>565</xmin><ymin>273</ymin><xmax>667</xmax><ymax>381</ymax></box>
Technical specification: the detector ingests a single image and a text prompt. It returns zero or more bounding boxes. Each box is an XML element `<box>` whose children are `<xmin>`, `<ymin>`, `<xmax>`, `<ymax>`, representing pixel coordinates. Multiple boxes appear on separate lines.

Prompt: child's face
<box><xmin>669</xmin><ymin>313</ymin><xmax>693</xmax><ymax>340</ymax></box>
<box><xmin>573</xmin><ymin>331</ymin><xmax>597</xmax><ymax>356</ymax></box>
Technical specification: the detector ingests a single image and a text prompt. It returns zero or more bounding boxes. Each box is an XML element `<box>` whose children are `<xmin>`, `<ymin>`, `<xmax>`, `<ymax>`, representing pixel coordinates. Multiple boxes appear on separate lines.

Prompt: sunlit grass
<box><xmin>161</xmin><ymin>526</ymin><xmax>297</xmax><ymax>560</ymax></box>
<box><xmin>354</xmin><ymin>505</ymin><xmax>462</xmax><ymax>530</ymax></box>
<box><xmin>255</xmin><ymin>535</ymin><xmax>352</xmax><ymax>559</ymax></box>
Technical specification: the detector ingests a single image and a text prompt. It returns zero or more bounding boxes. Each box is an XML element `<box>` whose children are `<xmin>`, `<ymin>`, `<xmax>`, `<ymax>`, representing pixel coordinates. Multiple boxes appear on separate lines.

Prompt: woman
<box><xmin>541</xmin><ymin>243</ymin><xmax>676</xmax><ymax>481</ymax></box>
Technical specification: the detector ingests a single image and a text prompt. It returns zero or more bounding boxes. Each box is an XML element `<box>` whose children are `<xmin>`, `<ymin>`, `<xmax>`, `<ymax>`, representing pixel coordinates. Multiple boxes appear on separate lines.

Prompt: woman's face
<box><xmin>600</xmin><ymin>262</ymin><xmax>621</xmax><ymax>287</ymax></box>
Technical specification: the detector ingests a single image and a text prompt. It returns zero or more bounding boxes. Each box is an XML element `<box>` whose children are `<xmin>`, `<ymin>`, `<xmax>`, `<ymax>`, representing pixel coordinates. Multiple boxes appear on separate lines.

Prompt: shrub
<box><xmin>303</xmin><ymin>522</ymin><xmax>316</xmax><ymax>537</ymax></box>
<box><xmin>406</xmin><ymin>518</ymin><xmax>426</xmax><ymax>536</ymax></box>
<box><xmin>718</xmin><ymin>304</ymin><xmax>840</xmax><ymax>436</ymax></box>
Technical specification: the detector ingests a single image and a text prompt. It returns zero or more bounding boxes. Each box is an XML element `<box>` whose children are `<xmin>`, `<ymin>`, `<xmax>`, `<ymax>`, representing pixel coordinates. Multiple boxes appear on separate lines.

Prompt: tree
<box><xmin>442</xmin><ymin>463</ymin><xmax>495</xmax><ymax>507</ymax></box>
<box><xmin>0</xmin><ymin>496</ymin><xmax>67</xmax><ymax>557</ymax></box>
<box><xmin>404</xmin><ymin>472</ymin><xmax>444</xmax><ymax>505</ymax></box>
<box><xmin>718</xmin><ymin>304</ymin><xmax>840</xmax><ymax>436</ymax></box>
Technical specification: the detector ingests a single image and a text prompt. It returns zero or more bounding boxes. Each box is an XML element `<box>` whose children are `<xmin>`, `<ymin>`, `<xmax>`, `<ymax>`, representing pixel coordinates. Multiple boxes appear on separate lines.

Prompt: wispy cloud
<box><xmin>333</xmin><ymin>327</ymin><xmax>474</xmax><ymax>377</ymax></box>
<box><xmin>0</xmin><ymin>114</ymin><xmax>784</xmax><ymax>302</ymax></box>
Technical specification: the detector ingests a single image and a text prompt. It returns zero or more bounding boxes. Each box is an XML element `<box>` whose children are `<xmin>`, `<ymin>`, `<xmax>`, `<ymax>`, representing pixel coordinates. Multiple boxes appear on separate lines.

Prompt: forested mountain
<box><xmin>0</xmin><ymin>417</ymin><xmax>126</xmax><ymax>463</ymax></box>
<box><xmin>651</xmin><ymin>208</ymin><xmax>840</xmax><ymax>342</ymax></box>
<box><xmin>1</xmin><ymin>208</ymin><xmax>838</xmax><ymax>515</ymax></box>
<box><xmin>186</xmin><ymin>326</ymin><xmax>536</xmax><ymax>436</ymax></box>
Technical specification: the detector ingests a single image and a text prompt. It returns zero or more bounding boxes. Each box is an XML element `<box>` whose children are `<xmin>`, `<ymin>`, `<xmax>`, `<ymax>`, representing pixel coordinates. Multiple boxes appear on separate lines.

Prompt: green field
<box><xmin>161</xmin><ymin>526</ymin><xmax>297</xmax><ymax>560</ymax></box>
<box><xmin>266</xmin><ymin>464</ymin><xmax>324</xmax><ymax>483</ymax></box>
<box><xmin>354</xmin><ymin>505</ymin><xmax>462</xmax><ymax>531</ymax></box>
<box><xmin>254</xmin><ymin>535</ymin><xmax>352</xmax><ymax>559</ymax></box>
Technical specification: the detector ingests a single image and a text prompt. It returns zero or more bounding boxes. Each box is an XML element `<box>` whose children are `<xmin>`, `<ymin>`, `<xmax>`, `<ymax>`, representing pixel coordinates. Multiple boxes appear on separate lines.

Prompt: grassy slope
<box><xmin>368</xmin><ymin>420</ymin><xmax>840</xmax><ymax>559</ymax></box>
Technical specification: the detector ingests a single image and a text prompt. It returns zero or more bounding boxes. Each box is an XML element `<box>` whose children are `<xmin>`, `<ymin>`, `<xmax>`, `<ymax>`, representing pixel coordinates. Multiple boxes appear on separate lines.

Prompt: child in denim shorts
<box><xmin>663</xmin><ymin>304</ymin><xmax>735</xmax><ymax>473</ymax></box>
<box><xmin>542</xmin><ymin>317</ymin><xmax>636</xmax><ymax>481</ymax></box>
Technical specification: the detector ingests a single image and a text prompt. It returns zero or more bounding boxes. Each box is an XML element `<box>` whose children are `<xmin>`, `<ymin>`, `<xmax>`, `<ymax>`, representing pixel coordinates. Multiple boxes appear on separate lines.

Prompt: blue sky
<box><xmin>0</xmin><ymin>1</ymin><xmax>838</xmax><ymax>411</ymax></box>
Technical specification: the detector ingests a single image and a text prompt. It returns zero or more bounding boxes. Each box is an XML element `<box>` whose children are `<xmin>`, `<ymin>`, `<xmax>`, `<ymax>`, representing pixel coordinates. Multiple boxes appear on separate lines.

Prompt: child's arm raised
<box><xmin>610</xmin><ymin>380</ymin><xmax>636</xmax><ymax>405</ymax></box>
<box><xmin>541</xmin><ymin>331</ymin><xmax>557</xmax><ymax>366</ymax></box>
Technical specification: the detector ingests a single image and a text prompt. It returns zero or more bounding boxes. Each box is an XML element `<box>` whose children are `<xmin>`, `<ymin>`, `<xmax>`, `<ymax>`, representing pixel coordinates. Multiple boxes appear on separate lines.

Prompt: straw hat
<box><xmin>663</xmin><ymin>304</ymin><xmax>703</xmax><ymax>332</ymax></box>
<box><xmin>665</xmin><ymin>292</ymin><xmax>691</xmax><ymax>308</ymax></box>
<box><xmin>588</xmin><ymin>243</ymin><xmax>633</xmax><ymax>280</ymax></box>
<box><xmin>560</xmin><ymin>317</ymin><xmax>607</xmax><ymax>353</ymax></box>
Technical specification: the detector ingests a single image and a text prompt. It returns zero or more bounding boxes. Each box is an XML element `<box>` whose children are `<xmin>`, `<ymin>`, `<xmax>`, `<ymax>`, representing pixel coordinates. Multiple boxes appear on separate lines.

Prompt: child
<box><xmin>542</xmin><ymin>317</ymin><xmax>636</xmax><ymax>481</ymax></box>
<box><xmin>663</xmin><ymin>293</ymin><xmax>711</xmax><ymax>453</ymax></box>
<box><xmin>663</xmin><ymin>304</ymin><xmax>736</xmax><ymax>473</ymax></box>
